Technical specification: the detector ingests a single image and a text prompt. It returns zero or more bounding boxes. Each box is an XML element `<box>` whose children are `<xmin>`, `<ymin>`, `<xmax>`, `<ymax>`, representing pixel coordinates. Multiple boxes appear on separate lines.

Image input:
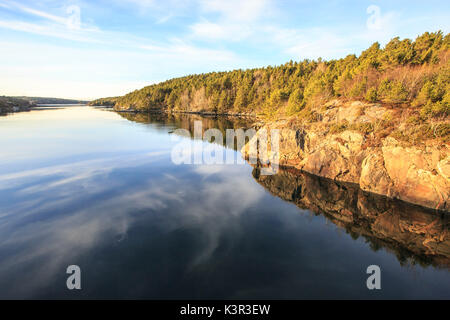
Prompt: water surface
<box><xmin>0</xmin><ymin>106</ymin><xmax>449</xmax><ymax>299</ymax></box>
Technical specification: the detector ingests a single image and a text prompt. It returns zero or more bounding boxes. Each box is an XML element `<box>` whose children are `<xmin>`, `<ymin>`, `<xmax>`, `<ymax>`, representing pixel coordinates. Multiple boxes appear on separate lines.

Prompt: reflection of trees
<box><xmin>118</xmin><ymin>112</ymin><xmax>255</xmax><ymax>150</ymax></box>
<box><xmin>253</xmin><ymin>166</ymin><xmax>450</xmax><ymax>269</ymax></box>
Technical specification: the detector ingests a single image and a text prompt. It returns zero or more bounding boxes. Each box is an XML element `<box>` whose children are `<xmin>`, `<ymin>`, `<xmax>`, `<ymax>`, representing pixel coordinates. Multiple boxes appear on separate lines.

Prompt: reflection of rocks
<box><xmin>253</xmin><ymin>166</ymin><xmax>450</xmax><ymax>268</ymax></box>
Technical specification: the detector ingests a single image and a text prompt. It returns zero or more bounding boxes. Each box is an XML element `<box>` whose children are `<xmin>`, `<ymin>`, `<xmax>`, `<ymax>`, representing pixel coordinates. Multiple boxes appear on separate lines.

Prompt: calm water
<box><xmin>0</xmin><ymin>106</ymin><xmax>449</xmax><ymax>299</ymax></box>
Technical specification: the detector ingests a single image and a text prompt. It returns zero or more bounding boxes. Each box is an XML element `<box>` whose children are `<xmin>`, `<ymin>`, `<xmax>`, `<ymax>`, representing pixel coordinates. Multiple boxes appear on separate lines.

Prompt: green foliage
<box><xmin>358</xmin><ymin>42</ymin><xmax>382</xmax><ymax>70</ymax></box>
<box><xmin>434</xmin><ymin>123</ymin><xmax>450</xmax><ymax>140</ymax></box>
<box><xmin>234</xmin><ymin>87</ymin><xmax>248</xmax><ymax>112</ymax></box>
<box><xmin>365</xmin><ymin>87</ymin><xmax>378</xmax><ymax>102</ymax></box>
<box><xmin>349</xmin><ymin>77</ymin><xmax>367</xmax><ymax>98</ymax></box>
<box><xmin>378</xmin><ymin>79</ymin><xmax>409</xmax><ymax>103</ymax></box>
<box><xmin>91</xmin><ymin>31</ymin><xmax>449</xmax><ymax>121</ymax></box>
<box><xmin>303</xmin><ymin>71</ymin><xmax>333</xmax><ymax>107</ymax></box>
<box><xmin>414</xmin><ymin>65</ymin><xmax>449</xmax><ymax>118</ymax></box>
<box><xmin>329</xmin><ymin>120</ymin><xmax>349</xmax><ymax>134</ymax></box>
<box><xmin>382</xmin><ymin>37</ymin><xmax>415</xmax><ymax>66</ymax></box>
<box><xmin>352</xmin><ymin>122</ymin><xmax>376</xmax><ymax>135</ymax></box>
<box><xmin>412</xmin><ymin>31</ymin><xmax>446</xmax><ymax>64</ymax></box>
<box><xmin>287</xmin><ymin>88</ymin><xmax>305</xmax><ymax>115</ymax></box>
<box><xmin>420</xmin><ymin>100</ymin><xmax>449</xmax><ymax>118</ymax></box>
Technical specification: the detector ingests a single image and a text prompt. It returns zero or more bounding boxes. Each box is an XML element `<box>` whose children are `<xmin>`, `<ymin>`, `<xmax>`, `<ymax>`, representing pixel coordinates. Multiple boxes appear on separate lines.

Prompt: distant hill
<box><xmin>13</xmin><ymin>96</ymin><xmax>89</xmax><ymax>105</ymax></box>
<box><xmin>0</xmin><ymin>96</ymin><xmax>89</xmax><ymax>114</ymax></box>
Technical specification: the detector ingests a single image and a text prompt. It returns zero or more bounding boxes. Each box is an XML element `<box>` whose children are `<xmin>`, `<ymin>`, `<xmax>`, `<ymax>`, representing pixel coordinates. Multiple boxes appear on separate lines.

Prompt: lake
<box><xmin>0</xmin><ymin>106</ymin><xmax>448</xmax><ymax>299</ymax></box>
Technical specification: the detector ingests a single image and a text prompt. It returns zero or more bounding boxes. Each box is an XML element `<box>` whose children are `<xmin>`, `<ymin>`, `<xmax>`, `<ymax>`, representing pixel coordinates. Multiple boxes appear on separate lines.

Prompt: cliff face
<box><xmin>243</xmin><ymin>101</ymin><xmax>449</xmax><ymax>211</ymax></box>
<box><xmin>252</xmin><ymin>167</ymin><xmax>450</xmax><ymax>268</ymax></box>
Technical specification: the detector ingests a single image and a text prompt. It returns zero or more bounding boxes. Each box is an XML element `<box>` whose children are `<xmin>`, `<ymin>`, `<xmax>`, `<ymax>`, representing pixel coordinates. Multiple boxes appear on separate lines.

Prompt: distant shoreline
<box><xmin>35</xmin><ymin>104</ymin><xmax>87</xmax><ymax>107</ymax></box>
<box><xmin>0</xmin><ymin>103</ymin><xmax>89</xmax><ymax>115</ymax></box>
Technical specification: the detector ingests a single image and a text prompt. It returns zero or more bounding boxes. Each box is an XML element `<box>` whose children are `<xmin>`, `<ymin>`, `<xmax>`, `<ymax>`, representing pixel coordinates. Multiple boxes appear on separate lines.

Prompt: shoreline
<box><xmin>97</xmin><ymin>106</ymin><xmax>261</xmax><ymax>120</ymax></box>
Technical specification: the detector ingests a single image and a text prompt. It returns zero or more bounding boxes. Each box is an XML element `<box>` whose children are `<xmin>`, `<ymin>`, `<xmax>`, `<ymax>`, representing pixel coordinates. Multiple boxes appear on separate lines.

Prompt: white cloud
<box><xmin>190</xmin><ymin>0</ymin><xmax>274</xmax><ymax>41</ymax></box>
<box><xmin>190</xmin><ymin>20</ymin><xmax>252</xmax><ymax>41</ymax></box>
<box><xmin>364</xmin><ymin>5</ymin><xmax>398</xmax><ymax>44</ymax></box>
<box><xmin>140</xmin><ymin>40</ymin><xmax>236</xmax><ymax>61</ymax></box>
<box><xmin>199</xmin><ymin>0</ymin><xmax>272</xmax><ymax>22</ymax></box>
<box><xmin>0</xmin><ymin>0</ymin><xmax>445</xmax><ymax>99</ymax></box>
<box><xmin>366</xmin><ymin>5</ymin><xmax>396</xmax><ymax>33</ymax></box>
<box><xmin>0</xmin><ymin>0</ymin><xmax>98</xmax><ymax>31</ymax></box>
<box><xmin>115</xmin><ymin>0</ymin><xmax>192</xmax><ymax>21</ymax></box>
<box><xmin>0</xmin><ymin>1</ymin><xmax>102</xmax><ymax>45</ymax></box>
<box><xmin>188</xmin><ymin>1</ymin><xmax>403</xmax><ymax>61</ymax></box>
<box><xmin>265</xmin><ymin>26</ymin><xmax>355</xmax><ymax>60</ymax></box>
<box><xmin>0</xmin><ymin>19</ymin><xmax>102</xmax><ymax>43</ymax></box>
<box><xmin>126</xmin><ymin>0</ymin><xmax>155</xmax><ymax>7</ymax></box>
<box><xmin>11</xmin><ymin>1</ymin><xmax>68</xmax><ymax>24</ymax></box>
<box><xmin>0</xmin><ymin>35</ymin><xmax>238</xmax><ymax>99</ymax></box>
<box><xmin>0</xmin><ymin>1</ymin><xmax>242</xmax><ymax>99</ymax></box>
<box><xmin>155</xmin><ymin>13</ymin><xmax>174</xmax><ymax>24</ymax></box>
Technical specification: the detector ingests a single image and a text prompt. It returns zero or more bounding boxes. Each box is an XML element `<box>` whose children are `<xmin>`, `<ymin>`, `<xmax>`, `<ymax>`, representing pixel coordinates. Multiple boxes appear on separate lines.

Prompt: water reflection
<box><xmin>0</xmin><ymin>107</ymin><xmax>448</xmax><ymax>299</ymax></box>
<box><xmin>122</xmin><ymin>111</ymin><xmax>450</xmax><ymax>270</ymax></box>
<box><xmin>118</xmin><ymin>111</ymin><xmax>256</xmax><ymax>147</ymax></box>
<box><xmin>252</xmin><ymin>166</ymin><xmax>450</xmax><ymax>269</ymax></box>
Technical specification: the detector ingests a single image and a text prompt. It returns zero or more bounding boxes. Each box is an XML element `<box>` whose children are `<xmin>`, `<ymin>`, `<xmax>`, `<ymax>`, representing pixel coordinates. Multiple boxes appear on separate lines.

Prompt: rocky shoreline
<box><xmin>242</xmin><ymin>101</ymin><xmax>449</xmax><ymax>211</ymax></box>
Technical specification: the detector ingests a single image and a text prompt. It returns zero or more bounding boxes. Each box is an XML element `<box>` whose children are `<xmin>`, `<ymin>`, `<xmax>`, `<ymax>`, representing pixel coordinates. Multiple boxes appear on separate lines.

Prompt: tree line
<box><xmin>90</xmin><ymin>31</ymin><xmax>449</xmax><ymax>122</ymax></box>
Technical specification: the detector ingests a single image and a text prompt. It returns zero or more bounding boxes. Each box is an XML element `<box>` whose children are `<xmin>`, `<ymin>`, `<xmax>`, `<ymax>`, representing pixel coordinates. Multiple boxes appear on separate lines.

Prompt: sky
<box><xmin>0</xmin><ymin>0</ymin><xmax>449</xmax><ymax>100</ymax></box>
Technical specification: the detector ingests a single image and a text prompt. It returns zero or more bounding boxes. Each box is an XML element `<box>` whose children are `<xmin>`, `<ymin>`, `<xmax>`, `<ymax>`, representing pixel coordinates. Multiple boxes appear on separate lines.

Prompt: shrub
<box><xmin>378</xmin><ymin>79</ymin><xmax>409</xmax><ymax>103</ymax></box>
<box><xmin>434</xmin><ymin>123</ymin><xmax>450</xmax><ymax>141</ymax></box>
<box><xmin>287</xmin><ymin>88</ymin><xmax>305</xmax><ymax>115</ymax></box>
<box><xmin>329</xmin><ymin>120</ymin><xmax>349</xmax><ymax>134</ymax></box>
<box><xmin>349</xmin><ymin>77</ymin><xmax>367</xmax><ymax>98</ymax></box>
<box><xmin>365</xmin><ymin>87</ymin><xmax>378</xmax><ymax>102</ymax></box>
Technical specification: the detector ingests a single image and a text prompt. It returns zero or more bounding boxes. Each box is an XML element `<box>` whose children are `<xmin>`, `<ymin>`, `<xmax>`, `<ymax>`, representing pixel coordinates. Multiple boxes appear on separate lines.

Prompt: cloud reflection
<box><xmin>0</xmin><ymin>146</ymin><xmax>266</xmax><ymax>298</ymax></box>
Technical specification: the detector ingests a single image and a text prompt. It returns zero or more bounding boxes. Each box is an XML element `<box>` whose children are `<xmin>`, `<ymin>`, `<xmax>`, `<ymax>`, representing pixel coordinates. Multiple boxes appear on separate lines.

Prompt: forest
<box><xmin>90</xmin><ymin>31</ymin><xmax>449</xmax><ymax>124</ymax></box>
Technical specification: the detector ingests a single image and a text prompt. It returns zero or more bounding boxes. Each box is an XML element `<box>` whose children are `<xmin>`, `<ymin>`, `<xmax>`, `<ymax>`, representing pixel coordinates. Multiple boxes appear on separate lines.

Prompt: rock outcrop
<box><xmin>242</xmin><ymin>101</ymin><xmax>449</xmax><ymax>211</ymax></box>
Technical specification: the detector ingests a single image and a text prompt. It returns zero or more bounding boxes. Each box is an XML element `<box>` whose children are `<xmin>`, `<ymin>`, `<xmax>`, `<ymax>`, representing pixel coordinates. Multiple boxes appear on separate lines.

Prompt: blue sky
<box><xmin>0</xmin><ymin>0</ymin><xmax>449</xmax><ymax>100</ymax></box>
